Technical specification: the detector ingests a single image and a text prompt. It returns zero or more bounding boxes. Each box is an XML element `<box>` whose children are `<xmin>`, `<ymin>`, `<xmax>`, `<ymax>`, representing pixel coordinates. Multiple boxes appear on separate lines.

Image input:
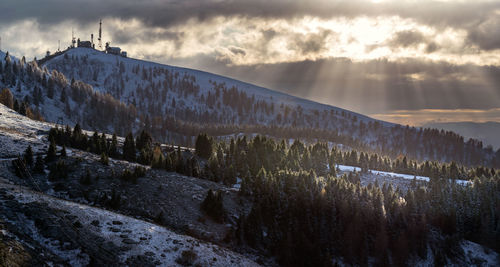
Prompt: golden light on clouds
<box><xmin>372</xmin><ymin>108</ymin><xmax>500</xmax><ymax>126</ymax></box>
<box><xmin>3</xmin><ymin>14</ymin><xmax>499</xmax><ymax>66</ymax></box>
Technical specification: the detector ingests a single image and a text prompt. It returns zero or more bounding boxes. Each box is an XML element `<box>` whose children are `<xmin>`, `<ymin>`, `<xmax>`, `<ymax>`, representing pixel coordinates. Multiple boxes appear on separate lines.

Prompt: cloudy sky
<box><xmin>1</xmin><ymin>0</ymin><xmax>499</xmax><ymax>125</ymax></box>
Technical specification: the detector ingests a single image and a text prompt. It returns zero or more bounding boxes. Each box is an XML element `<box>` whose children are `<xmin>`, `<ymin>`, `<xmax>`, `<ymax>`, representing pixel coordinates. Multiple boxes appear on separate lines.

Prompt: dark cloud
<box><xmin>261</xmin><ymin>29</ymin><xmax>278</xmax><ymax>42</ymax></box>
<box><xmin>112</xmin><ymin>29</ymin><xmax>183</xmax><ymax>44</ymax></box>
<box><xmin>1</xmin><ymin>1</ymin><xmax>499</xmax><ymax>54</ymax></box>
<box><xmin>387</xmin><ymin>30</ymin><xmax>440</xmax><ymax>53</ymax></box>
<box><xmin>229</xmin><ymin>46</ymin><xmax>246</xmax><ymax>56</ymax></box>
<box><xmin>467</xmin><ymin>16</ymin><xmax>500</xmax><ymax>50</ymax></box>
<box><xmin>425</xmin><ymin>42</ymin><xmax>439</xmax><ymax>53</ymax></box>
<box><xmin>1</xmin><ymin>0</ymin><xmax>499</xmax><ymax>31</ymax></box>
<box><xmin>289</xmin><ymin>29</ymin><xmax>333</xmax><ymax>55</ymax></box>
<box><xmin>390</xmin><ymin>30</ymin><xmax>425</xmax><ymax>47</ymax></box>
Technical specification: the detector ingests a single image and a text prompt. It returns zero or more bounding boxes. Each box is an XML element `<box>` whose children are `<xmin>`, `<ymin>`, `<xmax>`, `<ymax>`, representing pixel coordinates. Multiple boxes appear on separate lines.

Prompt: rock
<box><xmin>120</xmin><ymin>245</ymin><xmax>132</xmax><ymax>251</ymax></box>
<box><xmin>91</xmin><ymin>220</ymin><xmax>100</xmax><ymax>226</ymax></box>
<box><xmin>110</xmin><ymin>227</ymin><xmax>120</xmax><ymax>232</ymax></box>
<box><xmin>112</xmin><ymin>220</ymin><xmax>123</xmax><ymax>225</ymax></box>
<box><xmin>144</xmin><ymin>251</ymin><xmax>154</xmax><ymax>256</ymax></box>
<box><xmin>120</xmin><ymin>234</ymin><xmax>128</xmax><ymax>238</ymax></box>
<box><xmin>122</xmin><ymin>238</ymin><xmax>139</xmax><ymax>244</ymax></box>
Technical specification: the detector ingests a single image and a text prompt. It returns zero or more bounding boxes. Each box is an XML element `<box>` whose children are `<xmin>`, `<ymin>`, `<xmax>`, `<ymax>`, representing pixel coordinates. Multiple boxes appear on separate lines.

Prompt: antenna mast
<box><xmin>58</xmin><ymin>40</ymin><xmax>60</xmax><ymax>52</ymax></box>
<box><xmin>98</xmin><ymin>19</ymin><xmax>102</xmax><ymax>50</ymax></box>
<box><xmin>71</xmin><ymin>28</ymin><xmax>76</xmax><ymax>48</ymax></box>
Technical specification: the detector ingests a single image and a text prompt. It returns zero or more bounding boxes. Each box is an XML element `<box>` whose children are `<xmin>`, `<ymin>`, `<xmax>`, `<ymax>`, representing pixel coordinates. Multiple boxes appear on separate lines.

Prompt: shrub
<box><xmin>201</xmin><ymin>189</ymin><xmax>226</xmax><ymax>223</ymax></box>
<box><xmin>48</xmin><ymin>160</ymin><xmax>69</xmax><ymax>181</ymax></box>
<box><xmin>80</xmin><ymin>169</ymin><xmax>92</xmax><ymax>185</ymax></box>
<box><xmin>100</xmin><ymin>152</ymin><xmax>109</xmax><ymax>165</ymax></box>
<box><xmin>175</xmin><ymin>249</ymin><xmax>197</xmax><ymax>266</ymax></box>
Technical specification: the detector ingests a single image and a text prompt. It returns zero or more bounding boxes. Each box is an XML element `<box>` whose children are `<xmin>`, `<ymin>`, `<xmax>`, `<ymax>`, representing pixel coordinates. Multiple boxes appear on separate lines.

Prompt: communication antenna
<box><xmin>58</xmin><ymin>40</ymin><xmax>60</xmax><ymax>52</ymax></box>
<box><xmin>98</xmin><ymin>19</ymin><xmax>102</xmax><ymax>50</ymax></box>
<box><xmin>91</xmin><ymin>34</ymin><xmax>94</xmax><ymax>47</ymax></box>
<box><xmin>71</xmin><ymin>28</ymin><xmax>76</xmax><ymax>48</ymax></box>
<box><xmin>0</xmin><ymin>36</ymin><xmax>2</xmax><ymax>51</ymax></box>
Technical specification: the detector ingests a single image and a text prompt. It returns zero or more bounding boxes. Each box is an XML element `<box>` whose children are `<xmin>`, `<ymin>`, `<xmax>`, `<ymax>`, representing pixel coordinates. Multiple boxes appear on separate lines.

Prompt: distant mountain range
<box><xmin>424</xmin><ymin>121</ymin><xmax>500</xmax><ymax>151</ymax></box>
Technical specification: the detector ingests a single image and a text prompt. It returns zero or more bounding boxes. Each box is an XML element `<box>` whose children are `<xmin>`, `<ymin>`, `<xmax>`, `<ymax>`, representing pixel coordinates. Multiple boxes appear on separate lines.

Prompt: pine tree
<box><xmin>23</xmin><ymin>145</ymin><xmax>34</xmax><ymax>166</ymax></box>
<box><xmin>80</xmin><ymin>169</ymin><xmax>92</xmax><ymax>185</ymax></box>
<box><xmin>201</xmin><ymin>189</ymin><xmax>225</xmax><ymax>223</ymax></box>
<box><xmin>136</xmin><ymin>130</ymin><xmax>152</xmax><ymax>151</ymax></box>
<box><xmin>123</xmin><ymin>132</ymin><xmax>136</xmax><ymax>162</ymax></box>
<box><xmin>60</xmin><ymin>87</ymin><xmax>67</xmax><ymax>102</ymax></box>
<box><xmin>195</xmin><ymin>133</ymin><xmax>213</xmax><ymax>159</ymax></box>
<box><xmin>60</xmin><ymin>145</ymin><xmax>67</xmax><ymax>157</ymax></box>
<box><xmin>109</xmin><ymin>133</ymin><xmax>118</xmax><ymax>157</ymax></box>
<box><xmin>33</xmin><ymin>155</ymin><xmax>45</xmax><ymax>174</ymax></box>
<box><xmin>46</xmin><ymin>139</ymin><xmax>57</xmax><ymax>161</ymax></box>
<box><xmin>100</xmin><ymin>152</ymin><xmax>109</xmax><ymax>165</ymax></box>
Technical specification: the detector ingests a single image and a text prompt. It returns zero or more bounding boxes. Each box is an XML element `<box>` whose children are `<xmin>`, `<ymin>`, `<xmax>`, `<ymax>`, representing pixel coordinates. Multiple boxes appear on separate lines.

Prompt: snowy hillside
<box><xmin>0</xmin><ymin>102</ymin><xmax>262</xmax><ymax>266</ymax></box>
<box><xmin>2</xmin><ymin>47</ymin><xmax>499</xmax><ymax>167</ymax></box>
<box><xmin>0</xmin><ymin>183</ymin><xmax>258</xmax><ymax>266</ymax></box>
<box><xmin>1</xmin><ymin>93</ymin><xmax>499</xmax><ymax>266</ymax></box>
<box><xmin>43</xmin><ymin>47</ymin><xmax>391</xmax><ymax>146</ymax></box>
<box><xmin>44</xmin><ymin>48</ymin><xmax>378</xmax><ymax>125</ymax></box>
<box><xmin>39</xmin><ymin>47</ymin><xmax>500</xmax><ymax>167</ymax></box>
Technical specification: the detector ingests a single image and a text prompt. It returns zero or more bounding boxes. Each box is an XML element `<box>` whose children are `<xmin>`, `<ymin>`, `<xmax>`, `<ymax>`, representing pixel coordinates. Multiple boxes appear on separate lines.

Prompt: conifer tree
<box><xmin>46</xmin><ymin>139</ymin><xmax>57</xmax><ymax>161</ymax></box>
<box><xmin>60</xmin><ymin>145</ymin><xmax>67</xmax><ymax>157</ymax></box>
<box><xmin>195</xmin><ymin>133</ymin><xmax>213</xmax><ymax>159</ymax></box>
<box><xmin>33</xmin><ymin>155</ymin><xmax>45</xmax><ymax>174</ymax></box>
<box><xmin>123</xmin><ymin>132</ymin><xmax>136</xmax><ymax>162</ymax></box>
<box><xmin>100</xmin><ymin>152</ymin><xmax>109</xmax><ymax>165</ymax></box>
<box><xmin>109</xmin><ymin>133</ymin><xmax>118</xmax><ymax>157</ymax></box>
<box><xmin>23</xmin><ymin>145</ymin><xmax>34</xmax><ymax>166</ymax></box>
<box><xmin>201</xmin><ymin>189</ymin><xmax>225</xmax><ymax>223</ymax></box>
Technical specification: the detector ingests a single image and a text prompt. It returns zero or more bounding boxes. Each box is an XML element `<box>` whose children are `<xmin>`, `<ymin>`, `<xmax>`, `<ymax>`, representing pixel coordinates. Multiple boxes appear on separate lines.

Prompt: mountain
<box><xmin>1</xmin><ymin>47</ymin><xmax>499</xmax><ymax>167</ymax></box>
<box><xmin>41</xmin><ymin>48</ymin><xmax>384</xmax><ymax>140</ymax></box>
<box><xmin>424</xmin><ymin>121</ymin><xmax>500</xmax><ymax>151</ymax></box>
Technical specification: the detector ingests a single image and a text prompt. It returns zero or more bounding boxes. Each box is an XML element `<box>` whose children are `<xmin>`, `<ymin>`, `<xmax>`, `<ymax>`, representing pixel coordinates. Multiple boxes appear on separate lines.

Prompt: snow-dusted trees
<box><xmin>0</xmin><ymin>88</ymin><xmax>13</xmax><ymax>108</ymax></box>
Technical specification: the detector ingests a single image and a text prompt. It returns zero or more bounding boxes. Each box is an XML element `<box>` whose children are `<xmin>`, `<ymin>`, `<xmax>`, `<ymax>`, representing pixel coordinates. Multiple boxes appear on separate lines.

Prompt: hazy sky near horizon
<box><xmin>1</xmin><ymin>0</ymin><xmax>499</xmax><ymax>125</ymax></box>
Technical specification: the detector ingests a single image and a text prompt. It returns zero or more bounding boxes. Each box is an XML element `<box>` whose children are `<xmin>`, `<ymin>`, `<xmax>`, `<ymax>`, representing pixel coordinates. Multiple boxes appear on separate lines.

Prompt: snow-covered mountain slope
<box><xmin>45</xmin><ymin>47</ymin><xmax>378</xmax><ymax>125</ymax></box>
<box><xmin>40</xmin><ymin>47</ymin><xmax>500</xmax><ymax>167</ymax></box>
<box><xmin>1</xmin><ymin>104</ymin><xmax>498</xmax><ymax>267</ymax></box>
<box><xmin>0</xmin><ymin>182</ymin><xmax>258</xmax><ymax>266</ymax></box>
<box><xmin>43</xmin><ymin>47</ymin><xmax>389</xmax><ymax>144</ymax></box>
<box><xmin>0</xmin><ymin>102</ymin><xmax>261</xmax><ymax>266</ymax></box>
<box><xmin>2</xmin><ymin>47</ymin><xmax>499</xmax><ymax>167</ymax></box>
<box><xmin>0</xmin><ymin>102</ymin><xmax>52</xmax><ymax>158</ymax></box>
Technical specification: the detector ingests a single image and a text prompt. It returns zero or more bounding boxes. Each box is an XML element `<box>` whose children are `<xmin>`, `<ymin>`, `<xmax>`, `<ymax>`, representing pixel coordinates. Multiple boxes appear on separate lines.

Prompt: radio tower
<box><xmin>98</xmin><ymin>19</ymin><xmax>102</xmax><ymax>50</ymax></box>
<box><xmin>71</xmin><ymin>28</ymin><xmax>76</xmax><ymax>48</ymax></box>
